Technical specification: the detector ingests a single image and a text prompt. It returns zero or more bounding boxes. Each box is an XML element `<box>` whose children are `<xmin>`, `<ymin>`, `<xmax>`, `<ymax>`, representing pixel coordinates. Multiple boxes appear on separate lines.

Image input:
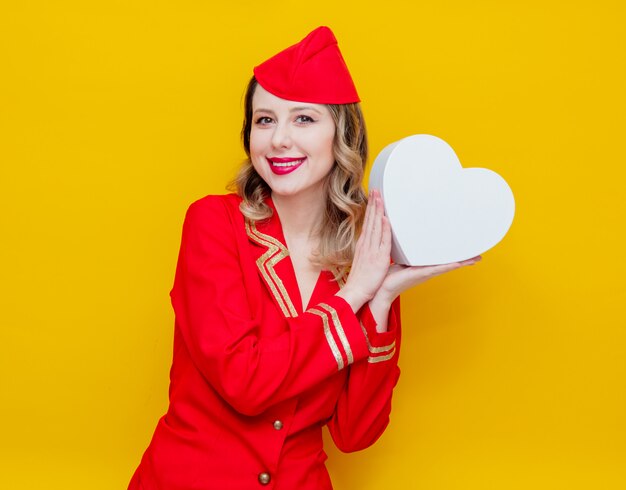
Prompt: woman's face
<box><xmin>249</xmin><ymin>85</ymin><xmax>336</xmax><ymax>201</ymax></box>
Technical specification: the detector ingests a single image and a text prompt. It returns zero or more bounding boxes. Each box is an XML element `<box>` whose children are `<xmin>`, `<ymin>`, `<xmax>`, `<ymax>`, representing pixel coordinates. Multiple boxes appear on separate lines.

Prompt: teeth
<box><xmin>272</xmin><ymin>158</ymin><xmax>304</xmax><ymax>167</ymax></box>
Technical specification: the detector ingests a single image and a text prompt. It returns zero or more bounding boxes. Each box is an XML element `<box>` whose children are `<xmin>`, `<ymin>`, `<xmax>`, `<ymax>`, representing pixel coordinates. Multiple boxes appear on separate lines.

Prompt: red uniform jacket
<box><xmin>129</xmin><ymin>194</ymin><xmax>401</xmax><ymax>489</ymax></box>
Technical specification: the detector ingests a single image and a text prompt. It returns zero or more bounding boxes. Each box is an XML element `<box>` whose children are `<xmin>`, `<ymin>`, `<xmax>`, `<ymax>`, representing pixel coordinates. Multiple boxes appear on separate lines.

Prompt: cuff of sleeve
<box><xmin>359</xmin><ymin>302</ymin><xmax>398</xmax><ymax>347</ymax></box>
<box><xmin>313</xmin><ymin>295</ymin><xmax>370</xmax><ymax>367</ymax></box>
<box><xmin>357</xmin><ymin>300</ymin><xmax>399</xmax><ymax>364</ymax></box>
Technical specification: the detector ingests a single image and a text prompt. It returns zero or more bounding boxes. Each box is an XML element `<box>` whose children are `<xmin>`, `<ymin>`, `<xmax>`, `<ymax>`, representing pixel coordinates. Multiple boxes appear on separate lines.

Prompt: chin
<box><xmin>268</xmin><ymin>186</ymin><xmax>303</xmax><ymax>198</ymax></box>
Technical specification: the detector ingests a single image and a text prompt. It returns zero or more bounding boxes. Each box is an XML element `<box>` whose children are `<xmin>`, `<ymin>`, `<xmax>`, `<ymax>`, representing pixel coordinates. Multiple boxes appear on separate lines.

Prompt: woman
<box><xmin>129</xmin><ymin>26</ymin><xmax>479</xmax><ymax>489</ymax></box>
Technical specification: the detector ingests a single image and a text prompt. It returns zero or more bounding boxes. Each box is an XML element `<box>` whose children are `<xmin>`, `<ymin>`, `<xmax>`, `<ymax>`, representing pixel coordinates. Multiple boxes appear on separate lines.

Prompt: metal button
<box><xmin>273</xmin><ymin>420</ymin><xmax>283</xmax><ymax>430</ymax></box>
<box><xmin>258</xmin><ymin>472</ymin><xmax>271</xmax><ymax>485</ymax></box>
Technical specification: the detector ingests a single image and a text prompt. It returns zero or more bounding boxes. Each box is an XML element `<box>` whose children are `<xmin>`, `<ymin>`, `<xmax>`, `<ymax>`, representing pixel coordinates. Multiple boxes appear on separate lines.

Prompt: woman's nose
<box><xmin>271</xmin><ymin>122</ymin><xmax>292</xmax><ymax>149</ymax></box>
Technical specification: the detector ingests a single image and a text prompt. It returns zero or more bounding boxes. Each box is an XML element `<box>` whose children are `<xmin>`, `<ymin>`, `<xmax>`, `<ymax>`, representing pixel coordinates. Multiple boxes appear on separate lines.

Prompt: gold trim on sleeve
<box><xmin>319</xmin><ymin>302</ymin><xmax>353</xmax><ymax>366</ymax></box>
<box><xmin>245</xmin><ymin>219</ymin><xmax>298</xmax><ymax>318</ymax></box>
<box><xmin>366</xmin><ymin>348</ymin><xmax>396</xmax><ymax>363</ymax></box>
<box><xmin>360</xmin><ymin>322</ymin><xmax>396</xmax><ymax>363</ymax></box>
<box><xmin>309</xmin><ymin>307</ymin><xmax>345</xmax><ymax>370</ymax></box>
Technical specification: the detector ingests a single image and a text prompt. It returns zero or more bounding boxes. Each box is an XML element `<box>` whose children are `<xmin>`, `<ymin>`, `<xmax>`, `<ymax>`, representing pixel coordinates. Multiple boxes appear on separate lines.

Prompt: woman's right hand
<box><xmin>337</xmin><ymin>190</ymin><xmax>392</xmax><ymax>312</ymax></box>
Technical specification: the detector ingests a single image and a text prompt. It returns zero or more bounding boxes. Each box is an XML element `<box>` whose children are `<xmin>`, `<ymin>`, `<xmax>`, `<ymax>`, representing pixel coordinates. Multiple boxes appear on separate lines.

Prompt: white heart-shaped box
<box><xmin>369</xmin><ymin>134</ymin><xmax>515</xmax><ymax>265</ymax></box>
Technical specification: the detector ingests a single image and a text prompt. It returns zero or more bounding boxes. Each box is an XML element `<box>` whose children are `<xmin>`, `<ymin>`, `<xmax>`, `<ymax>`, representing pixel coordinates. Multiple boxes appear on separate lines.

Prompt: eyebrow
<box><xmin>290</xmin><ymin>106</ymin><xmax>323</xmax><ymax>114</ymax></box>
<box><xmin>253</xmin><ymin>106</ymin><xmax>323</xmax><ymax>115</ymax></box>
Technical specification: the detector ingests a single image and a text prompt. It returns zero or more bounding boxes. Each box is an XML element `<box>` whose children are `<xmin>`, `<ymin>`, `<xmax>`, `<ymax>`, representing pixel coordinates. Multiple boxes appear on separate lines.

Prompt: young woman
<box><xmin>129</xmin><ymin>26</ymin><xmax>480</xmax><ymax>490</ymax></box>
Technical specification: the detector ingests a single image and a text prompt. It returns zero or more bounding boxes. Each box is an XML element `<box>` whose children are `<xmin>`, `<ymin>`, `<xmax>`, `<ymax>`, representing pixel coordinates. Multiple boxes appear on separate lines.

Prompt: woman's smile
<box><xmin>267</xmin><ymin>156</ymin><xmax>307</xmax><ymax>174</ymax></box>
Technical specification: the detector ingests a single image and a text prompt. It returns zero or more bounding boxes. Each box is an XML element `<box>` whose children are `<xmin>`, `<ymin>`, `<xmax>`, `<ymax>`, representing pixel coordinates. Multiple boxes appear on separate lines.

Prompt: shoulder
<box><xmin>178</xmin><ymin>194</ymin><xmax>245</xmax><ymax>244</ymax></box>
<box><xmin>187</xmin><ymin>193</ymin><xmax>242</xmax><ymax>218</ymax></box>
<box><xmin>183</xmin><ymin>193</ymin><xmax>244</xmax><ymax>228</ymax></box>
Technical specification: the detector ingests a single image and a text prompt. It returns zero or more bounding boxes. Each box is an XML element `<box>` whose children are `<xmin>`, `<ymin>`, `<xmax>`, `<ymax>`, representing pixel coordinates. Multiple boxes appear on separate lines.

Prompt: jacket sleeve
<box><xmin>170</xmin><ymin>197</ymin><xmax>371</xmax><ymax>416</ymax></box>
<box><xmin>327</xmin><ymin>300</ymin><xmax>401</xmax><ymax>452</ymax></box>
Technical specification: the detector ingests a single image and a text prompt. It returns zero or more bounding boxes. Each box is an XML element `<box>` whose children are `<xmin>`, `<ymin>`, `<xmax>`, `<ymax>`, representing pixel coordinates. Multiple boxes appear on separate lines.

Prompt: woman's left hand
<box><xmin>374</xmin><ymin>256</ymin><xmax>482</xmax><ymax>306</ymax></box>
<box><xmin>367</xmin><ymin>256</ymin><xmax>482</xmax><ymax>332</ymax></box>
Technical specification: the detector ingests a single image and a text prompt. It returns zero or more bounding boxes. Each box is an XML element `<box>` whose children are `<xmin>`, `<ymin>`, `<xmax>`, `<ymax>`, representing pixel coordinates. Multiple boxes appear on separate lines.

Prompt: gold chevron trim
<box><xmin>245</xmin><ymin>219</ymin><xmax>298</xmax><ymax>318</ymax></box>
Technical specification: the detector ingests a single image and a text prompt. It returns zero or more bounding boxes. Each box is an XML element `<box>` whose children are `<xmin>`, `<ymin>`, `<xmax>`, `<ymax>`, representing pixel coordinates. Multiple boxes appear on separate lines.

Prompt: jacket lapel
<box><xmin>245</xmin><ymin>208</ymin><xmax>300</xmax><ymax>318</ymax></box>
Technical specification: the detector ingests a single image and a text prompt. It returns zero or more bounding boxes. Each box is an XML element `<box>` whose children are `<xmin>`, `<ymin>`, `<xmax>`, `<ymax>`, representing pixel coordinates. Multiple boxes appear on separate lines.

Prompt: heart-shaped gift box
<box><xmin>369</xmin><ymin>134</ymin><xmax>515</xmax><ymax>266</ymax></box>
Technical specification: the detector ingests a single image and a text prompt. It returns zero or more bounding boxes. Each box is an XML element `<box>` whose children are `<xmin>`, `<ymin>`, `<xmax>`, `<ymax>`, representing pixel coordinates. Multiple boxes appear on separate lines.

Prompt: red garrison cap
<box><xmin>253</xmin><ymin>26</ymin><xmax>360</xmax><ymax>104</ymax></box>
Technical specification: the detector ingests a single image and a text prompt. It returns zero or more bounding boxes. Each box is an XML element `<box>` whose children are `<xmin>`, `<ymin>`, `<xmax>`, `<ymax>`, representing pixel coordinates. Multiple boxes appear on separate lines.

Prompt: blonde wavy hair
<box><xmin>229</xmin><ymin>76</ymin><xmax>368</xmax><ymax>277</ymax></box>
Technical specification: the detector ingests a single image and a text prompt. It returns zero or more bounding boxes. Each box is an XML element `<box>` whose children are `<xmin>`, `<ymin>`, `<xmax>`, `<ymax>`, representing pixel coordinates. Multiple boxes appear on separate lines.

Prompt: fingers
<box><xmin>361</xmin><ymin>189</ymin><xmax>383</xmax><ymax>245</ymax></box>
<box><xmin>415</xmin><ymin>255</ymin><xmax>483</xmax><ymax>277</ymax></box>
<box><xmin>354</xmin><ymin>191</ymin><xmax>374</xmax><ymax>260</ymax></box>
<box><xmin>370</xmin><ymin>192</ymin><xmax>383</xmax><ymax>249</ymax></box>
<box><xmin>361</xmin><ymin>190</ymin><xmax>375</xmax><ymax>243</ymax></box>
<box><xmin>462</xmin><ymin>255</ymin><xmax>482</xmax><ymax>265</ymax></box>
<box><xmin>425</xmin><ymin>263</ymin><xmax>462</xmax><ymax>276</ymax></box>
<box><xmin>353</xmin><ymin>189</ymin><xmax>390</xmax><ymax>267</ymax></box>
<box><xmin>431</xmin><ymin>256</ymin><xmax>482</xmax><ymax>273</ymax></box>
<box><xmin>380</xmin><ymin>215</ymin><xmax>392</xmax><ymax>255</ymax></box>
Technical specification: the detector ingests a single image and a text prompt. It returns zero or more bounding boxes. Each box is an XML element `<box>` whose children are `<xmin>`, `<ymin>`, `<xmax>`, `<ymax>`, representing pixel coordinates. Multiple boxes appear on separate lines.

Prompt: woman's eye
<box><xmin>255</xmin><ymin>116</ymin><xmax>273</xmax><ymax>125</ymax></box>
<box><xmin>295</xmin><ymin>115</ymin><xmax>314</xmax><ymax>124</ymax></box>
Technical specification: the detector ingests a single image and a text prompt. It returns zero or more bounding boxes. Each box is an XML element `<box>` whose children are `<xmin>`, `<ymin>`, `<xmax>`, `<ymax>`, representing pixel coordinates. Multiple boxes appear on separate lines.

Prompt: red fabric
<box><xmin>128</xmin><ymin>194</ymin><xmax>401</xmax><ymax>489</ymax></box>
<box><xmin>253</xmin><ymin>26</ymin><xmax>360</xmax><ymax>104</ymax></box>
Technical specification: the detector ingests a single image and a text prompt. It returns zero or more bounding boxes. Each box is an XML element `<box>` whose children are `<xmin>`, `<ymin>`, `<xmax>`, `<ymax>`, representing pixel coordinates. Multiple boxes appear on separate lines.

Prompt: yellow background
<box><xmin>1</xmin><ymin>1</ymin><xmax>625</xmax><ymax>488</ymax></box>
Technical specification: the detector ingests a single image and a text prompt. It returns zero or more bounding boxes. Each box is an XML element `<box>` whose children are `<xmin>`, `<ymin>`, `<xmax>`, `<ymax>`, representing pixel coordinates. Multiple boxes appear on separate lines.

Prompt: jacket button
<box><xmin>258</xmin><ymin>472</ymin><xmax>271</xmax><ymax>485</ymax></box>
<box><xmin>273</xmin><ymin>420</ymin><xmax>283</xmax><ymax>430</ymax></box>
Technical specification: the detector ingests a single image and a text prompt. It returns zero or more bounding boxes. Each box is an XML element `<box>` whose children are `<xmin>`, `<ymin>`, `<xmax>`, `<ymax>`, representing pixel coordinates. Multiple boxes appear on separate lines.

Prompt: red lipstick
<box><xmin>267</xmin><ymin>156</ymin><xmax>306</xmax><ymax>175</ymax></box>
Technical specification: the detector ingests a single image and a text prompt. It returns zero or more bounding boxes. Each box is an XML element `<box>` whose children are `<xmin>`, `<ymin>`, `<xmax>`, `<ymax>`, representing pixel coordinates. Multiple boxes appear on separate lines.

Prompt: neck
<box><xmin>271</xmin><ymin>190</ymin><xmax>326</xmax><ymax>240</ymax></box>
